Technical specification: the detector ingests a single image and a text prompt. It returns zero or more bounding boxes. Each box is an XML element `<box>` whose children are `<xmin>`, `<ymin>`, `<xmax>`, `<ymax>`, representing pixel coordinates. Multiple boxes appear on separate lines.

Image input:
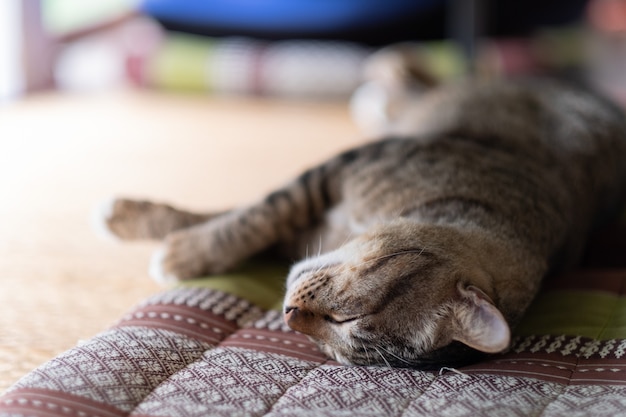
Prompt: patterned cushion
<box><xmin>2</xmin><ymin>265</ymin><xmax>626</xmax><ymax>416</ymax></box>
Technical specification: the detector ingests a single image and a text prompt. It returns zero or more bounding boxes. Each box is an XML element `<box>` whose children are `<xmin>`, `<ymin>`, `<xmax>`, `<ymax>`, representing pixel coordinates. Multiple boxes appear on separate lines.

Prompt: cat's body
<box><xmin>100</xmin><ymin>78</ymin><xmax>626</xmax><ymax>368</ymax></box>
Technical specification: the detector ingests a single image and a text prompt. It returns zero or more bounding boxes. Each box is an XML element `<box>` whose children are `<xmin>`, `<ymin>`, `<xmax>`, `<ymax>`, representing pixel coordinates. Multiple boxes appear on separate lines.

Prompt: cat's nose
<box><xmin>284</xmin><ymin>305</ymin><xmax>315</xmax><ymax>333</ymax></box>
<box><xmin>284</xmin><ymin>305</ymin><xmax>328</xmax><ymax>337</ymax></box>
<box><xmin>283</xmin><ymin>306</ymin><xmax>299</xmax><ymax>326</ymax></box>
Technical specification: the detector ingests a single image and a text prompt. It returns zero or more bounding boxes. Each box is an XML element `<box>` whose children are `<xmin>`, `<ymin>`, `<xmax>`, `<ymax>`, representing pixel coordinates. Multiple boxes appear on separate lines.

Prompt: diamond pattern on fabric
<box><xmin>3</xmin><ymin>284</ymin><xmax>626</xmax><ymax>417</ymax></box>
<box><xmin>406</xmin><ymin>373</ymin><xmax>564</xmax><ymax>417</ymax></box>
<box><xmin>130</xmin><ymin>347</ymin><xmax>318</xmax><ymax>417</ymax></box>
<box><xmin>7</xmin><ymin>327</ymin><xmax>212</xmax><ymax>412</ymax></box>
<box><xmin>267</xmin><ymin>364</ymin><xmax>434</xmax><ymax>417</ymax></box>
<box><xmin>511</xmin><ymin>335</ymin><xmax>626</xmax><ymax>360</ymax></box>
<box><xmin>542</xmin><ymin>385</ymin><xmax>626</xmax><ymax>417</ymax></box>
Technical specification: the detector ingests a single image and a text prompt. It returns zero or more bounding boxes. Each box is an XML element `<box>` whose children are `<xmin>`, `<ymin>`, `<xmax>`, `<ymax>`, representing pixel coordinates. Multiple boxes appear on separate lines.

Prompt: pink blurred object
<box><xmin>21</xmin><ymin>0</ymin><xmax>56</xmax><ymax>92</ymax></box>
<box><xmin>588</xmin><ymin>0</ymin><xmax>626</xmax><ymax>32</ymax></box>
<box><xmin>586</xmin><ymin>0</ymin><xmax>626</xmax><ymax>106</ymax></box>
<box><xmin>17</xmin><ymin>0</ymin><xmax>140</xmax><ymax>94</ymax></box>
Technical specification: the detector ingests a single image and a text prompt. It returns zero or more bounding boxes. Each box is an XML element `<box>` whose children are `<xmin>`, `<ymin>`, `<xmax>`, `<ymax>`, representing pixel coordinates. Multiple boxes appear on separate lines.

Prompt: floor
<box><xmin>0</xmin><ymin>89</ymin><xmax>362</xmax><ymax>391</ymax></box>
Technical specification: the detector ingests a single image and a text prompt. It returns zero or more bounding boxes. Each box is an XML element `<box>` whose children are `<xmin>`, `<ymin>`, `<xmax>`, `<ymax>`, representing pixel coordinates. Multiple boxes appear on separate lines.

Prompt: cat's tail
<box><xmin>93</xmin><ymin>198</ymin><xmax>224</xmax><ymax>241</ymax></box>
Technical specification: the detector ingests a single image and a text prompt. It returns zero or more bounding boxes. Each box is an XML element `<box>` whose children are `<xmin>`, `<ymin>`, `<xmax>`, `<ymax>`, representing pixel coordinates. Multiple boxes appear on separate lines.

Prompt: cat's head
<box><xmin>283</xmin><ymin>221</ymin><xmax>512</xmax><ymax>368</ymax></box>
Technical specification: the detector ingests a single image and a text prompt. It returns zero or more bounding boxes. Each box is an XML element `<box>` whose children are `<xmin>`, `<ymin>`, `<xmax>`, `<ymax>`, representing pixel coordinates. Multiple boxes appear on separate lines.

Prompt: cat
<box><xmin>98</xmin><ymin>67</ymin><xmax>626</xmax><ymax>368</ymax></box>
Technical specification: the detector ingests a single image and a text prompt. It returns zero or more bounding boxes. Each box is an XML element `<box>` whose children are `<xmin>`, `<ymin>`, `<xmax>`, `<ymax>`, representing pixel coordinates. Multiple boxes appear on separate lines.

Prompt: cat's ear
<box><xmin>451</xmin><ymin>284</ymin><xmax>510</xmax><ymax>353</ymax></box>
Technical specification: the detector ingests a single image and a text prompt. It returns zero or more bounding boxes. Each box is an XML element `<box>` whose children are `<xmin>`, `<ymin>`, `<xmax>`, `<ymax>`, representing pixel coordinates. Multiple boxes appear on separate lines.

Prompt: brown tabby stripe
<box><xmin>298</xmin><ymin>170</ymin><xmax>321</xmax><ymax>220</ymax></box>
<box><xmin>265</xmin><ymin>141</ymin><xmax>396</xmax><ymax>231</ymax></box>
<box><xmin>415</xmin><ymin>196</ymin><xmax>496</xmax><ymax>215</ymax></box>
<box><xmin>359</xmin><ymin>248</ymin><xmax>434</xmax><ymax>277</ymax></box>
<box><xmin>442</xmin><ymin>129</ymin><xmax>530</xmax><ymax>156</ymax></box>
<box><xmin>261</xmin><ymin>164</ymin><xmax>333</xmax><ymax>233</ymax></box>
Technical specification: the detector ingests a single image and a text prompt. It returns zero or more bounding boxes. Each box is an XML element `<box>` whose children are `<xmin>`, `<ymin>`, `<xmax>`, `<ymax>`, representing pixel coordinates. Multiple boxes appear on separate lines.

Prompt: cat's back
<box><xmin>338</xmin><ymin>79</ymin><xmax>626</xmax><ymax>267</ymax></box>
<box><xmin>353</xmin><ymin>79</ymin><xmax>626</xmax><ymax>197</ymax></box>
<box><xmin>400</xmin><ymin>79</ymin><xmax>622</xmax><ymax>145</ymax></box>
<box><xmin>393</xmin><ymin>78</ymin><xmax>626</xmax><ymax>207</ymax></box>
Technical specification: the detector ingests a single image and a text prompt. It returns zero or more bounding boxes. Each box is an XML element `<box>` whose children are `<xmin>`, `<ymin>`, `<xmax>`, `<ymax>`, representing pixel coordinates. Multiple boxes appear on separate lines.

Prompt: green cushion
<box><xmin>181</xmin><ymin>261</ymin><xmax>626</xmax><ymax>339</ymax></box>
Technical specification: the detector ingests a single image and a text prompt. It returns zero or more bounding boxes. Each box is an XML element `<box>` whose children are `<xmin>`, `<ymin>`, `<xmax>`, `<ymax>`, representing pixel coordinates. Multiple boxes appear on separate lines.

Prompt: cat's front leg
<box><xmin>149</xmin><ymin>206</ymin><xmax>282</xmax><ymax>283</ymax></box>
<box><xmin>150</xmin><ymin>162</ymin><xmax>341</xmax><ymax>283</ymax></box>
<box><xmin>96</xmin><ymin>198</ymin><xmax>221</xmax><ymax>240</ymax></box>
<box><xmin>149</xmin><ymin>223</ymin><xmax>231</xmax><ymax>284</ymax></box>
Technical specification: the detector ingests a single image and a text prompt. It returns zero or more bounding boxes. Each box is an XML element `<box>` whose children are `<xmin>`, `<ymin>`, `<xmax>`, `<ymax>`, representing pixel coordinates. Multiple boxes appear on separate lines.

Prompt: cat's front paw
<box><xmin>149</xmin><ymin>246</ymin><xmax>184</xmax><ymax>285</ymax></box>
<box><xmin>92</xmin><ymin>198</ymin><xmax>129</xmax><ymax>241</ymax></box>
<box><xmin>93</xmin><ymin>197</ymin><xmax>159</xmax><ymax>240</ymax></box>
<box><xmin>148</xmin><ymin>227</ymin><xmax>236</xmax><ymax>284</ymax></box>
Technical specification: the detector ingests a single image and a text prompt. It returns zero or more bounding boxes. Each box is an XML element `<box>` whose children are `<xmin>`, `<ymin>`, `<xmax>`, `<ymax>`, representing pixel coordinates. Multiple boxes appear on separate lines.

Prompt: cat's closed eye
<box><xmin>323</xmin><ymin>314</ymin><xmax>361</xmax><ymax>324</ymax></box>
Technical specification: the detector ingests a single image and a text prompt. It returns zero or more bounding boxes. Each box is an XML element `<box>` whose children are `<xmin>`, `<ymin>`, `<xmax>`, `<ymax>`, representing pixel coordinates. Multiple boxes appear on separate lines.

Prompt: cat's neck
<box><xmin>450</xmin><ymin>223</ymin><xmax>547</xmax><ymax>326</ymax></box>
<box><xmin>391</xmin><ymin>218</ymin><xmax>548</xmax><ymax>326</ymax></box>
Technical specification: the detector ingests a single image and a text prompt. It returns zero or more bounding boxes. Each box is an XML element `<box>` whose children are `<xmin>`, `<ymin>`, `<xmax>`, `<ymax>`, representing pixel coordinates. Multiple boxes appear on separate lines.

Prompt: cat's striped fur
<box><xmin>100</xmin><ymin>78</ymin><xmax>626</xmax><ymax>368</ymax></box>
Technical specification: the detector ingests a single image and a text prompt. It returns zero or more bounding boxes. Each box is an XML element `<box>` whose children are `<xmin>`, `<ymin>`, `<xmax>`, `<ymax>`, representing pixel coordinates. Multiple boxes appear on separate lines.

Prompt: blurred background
<box><xmin>3</xmin><ymin>0</ymin><xmax>626</xmax><ymax>105</ymax></box>
<box><xmin>2</xmin><ymin>0</ymin><xmax>626</xmax><ymax>393</ymax></box>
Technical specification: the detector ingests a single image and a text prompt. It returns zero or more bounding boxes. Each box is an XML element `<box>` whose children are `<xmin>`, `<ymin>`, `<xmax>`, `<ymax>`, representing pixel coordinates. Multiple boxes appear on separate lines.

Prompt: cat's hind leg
<box><xmin>95</xmin><ymin>198</ymin><xmax>224</xmax><ymax>241</ymax></box>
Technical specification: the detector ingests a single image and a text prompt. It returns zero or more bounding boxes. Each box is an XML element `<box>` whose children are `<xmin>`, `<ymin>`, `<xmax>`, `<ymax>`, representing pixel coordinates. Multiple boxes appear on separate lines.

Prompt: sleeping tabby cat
<box><xmin>98</xmin><ymin>70</ymin><xmax>626</xmax><ymax>368</ymax></box>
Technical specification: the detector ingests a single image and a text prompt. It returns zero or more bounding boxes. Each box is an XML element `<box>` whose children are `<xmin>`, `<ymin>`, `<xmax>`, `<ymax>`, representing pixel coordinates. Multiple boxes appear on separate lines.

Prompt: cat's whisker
<box><xmin>377</xmin><ymin>344</ymin><xmax>412</xmax><ymax>366</ymax></box>
<box><xmin>372</xmin><ymin>346</ymin><xmax>392</xmax><ymax>368</ymax></box>
<box><xmin>338</xmin><ymin>231</ymin><xmax>355</xmax><ymax>249</ymax></box>
<box><xmin>313</xmin><ymin>248</ymin><xmax>335</xmax><ymax>276</ymax></box>
<box><xmin>317</xmin><ymin>234</ymin><xmax>323</xmax><ymax>257</ymax></box>
<box><xmin>314</xmin><ymin>260</ymin><xmax>326</xmax><ymax>275</ymax></box>
<box><xmin>360</xmin><ymin>341</ymin><xmax>373</xmax><ymax>366</ymax></box>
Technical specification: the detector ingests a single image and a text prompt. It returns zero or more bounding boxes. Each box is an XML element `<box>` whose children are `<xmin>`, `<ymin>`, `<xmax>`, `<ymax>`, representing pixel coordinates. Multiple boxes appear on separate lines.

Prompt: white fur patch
<box><xmin>149</xmin><ymin>246</ymin><xmax>179</xmax><ymax>286</ymax></box>
<box><xmin>349</xmin><ymin>81</ymin><xmax>391</xmax><ymax>135</ymax></box>
<box><xmin>286</xmin><ymin>248</ymin><xmax>344</xmax><ymax>289</ymax></box>
<box><xmin>90</xmin><ymin>198</ymin><xmax>120</xmax><ymax>242</ymax></box>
